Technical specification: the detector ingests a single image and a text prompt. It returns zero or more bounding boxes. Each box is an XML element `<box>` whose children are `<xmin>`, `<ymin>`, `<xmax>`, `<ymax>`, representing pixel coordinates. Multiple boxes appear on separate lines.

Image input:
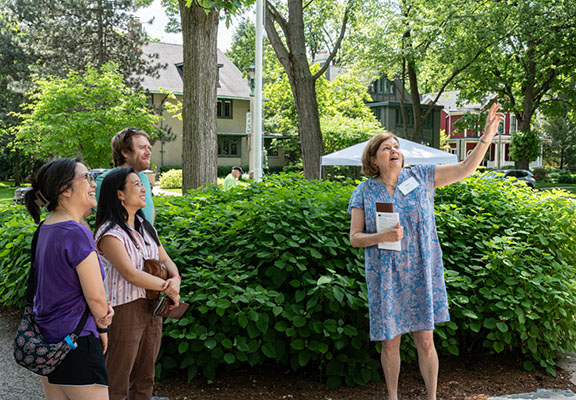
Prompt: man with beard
<box><xmin>95</xmin><ymin>128</ymin><xmax>155</xmax><ymax>224</ymax></box>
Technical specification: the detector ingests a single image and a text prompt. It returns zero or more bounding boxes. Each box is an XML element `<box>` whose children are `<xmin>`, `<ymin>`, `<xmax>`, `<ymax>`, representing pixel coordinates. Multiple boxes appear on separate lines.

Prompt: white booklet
<box><xmin>375</xmin><ymin>202</ymin><xmax>401</xmax><ymax>251</ymax></box>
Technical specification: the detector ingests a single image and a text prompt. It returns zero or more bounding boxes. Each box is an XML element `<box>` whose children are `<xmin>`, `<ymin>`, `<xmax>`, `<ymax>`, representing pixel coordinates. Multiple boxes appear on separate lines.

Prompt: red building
<box><xmin>422</xmin><ymin>91</ymin><xmax>543</xmax><ymax>169</ymax></box>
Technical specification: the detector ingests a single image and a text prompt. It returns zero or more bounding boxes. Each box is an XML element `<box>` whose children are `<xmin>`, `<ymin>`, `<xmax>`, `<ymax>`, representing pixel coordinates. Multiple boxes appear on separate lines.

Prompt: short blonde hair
<box><xmin>361</xmin><ymin>132</ymin><xmax>402</xmax><ymax>177</ymax></box>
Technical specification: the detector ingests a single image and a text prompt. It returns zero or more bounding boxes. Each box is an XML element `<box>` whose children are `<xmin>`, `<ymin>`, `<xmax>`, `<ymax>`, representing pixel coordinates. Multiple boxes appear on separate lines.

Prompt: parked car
<box><xmin>485</xmin><ymin>169</ymin><xmax>536</xmax><ymax>189</ymax></box>
<box><xmin>89</xmin><ymin>168</ymin><xmax>108</xmax><ymax>181</ymax></box>
<box><xmin>13</xmin><ymin>186</ymin><xmax>33</xmax><ymax>205</ymax></box>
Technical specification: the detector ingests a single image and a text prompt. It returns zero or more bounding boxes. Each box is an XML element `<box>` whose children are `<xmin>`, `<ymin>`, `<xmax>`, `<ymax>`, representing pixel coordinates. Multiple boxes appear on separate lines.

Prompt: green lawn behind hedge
<box><xmin>0</xmin><ymin>182</ymin><xmax>16</xmax><ymax>205</ymax></box>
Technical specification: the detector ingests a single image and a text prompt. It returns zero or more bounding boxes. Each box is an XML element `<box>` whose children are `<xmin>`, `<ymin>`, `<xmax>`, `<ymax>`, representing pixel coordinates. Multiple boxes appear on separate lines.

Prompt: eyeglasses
<box><xmin>73</xmin><ymin>173</ymin><xmax>95</xmax><ymax>185</ymax></box>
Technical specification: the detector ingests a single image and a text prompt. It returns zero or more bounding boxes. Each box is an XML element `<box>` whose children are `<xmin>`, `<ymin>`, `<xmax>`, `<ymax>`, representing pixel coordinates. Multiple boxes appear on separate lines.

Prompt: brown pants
<box><xmin>106</xmin><ymin>298</ymin><xmax>162</xmax><ymax>400</ymax></box>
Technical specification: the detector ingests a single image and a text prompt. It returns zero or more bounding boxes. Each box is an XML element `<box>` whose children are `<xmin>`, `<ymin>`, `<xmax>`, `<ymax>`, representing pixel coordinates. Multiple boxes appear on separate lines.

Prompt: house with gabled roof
<box><xmin>422</xmin><ymin>90</ymin><xmax>543</xmax><ymax>169</ymax></box>
<box><xmin>366</xmin><ymin>76</ymin><xmax>443</xmax><ymax>148</ymax></box>
<box><xmin>141</xmin><ymin>42</ymin><xmax>287</xmax><ymax>171</ymax></box>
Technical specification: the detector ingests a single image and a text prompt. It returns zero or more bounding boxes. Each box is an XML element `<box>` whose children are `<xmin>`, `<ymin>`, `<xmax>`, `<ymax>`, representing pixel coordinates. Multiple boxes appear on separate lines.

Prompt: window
<box><xmin>372</xmin><ymin>77</ymin><xmax>395</xmax><ymax>95</ymax></box>
<box><xmin>218</xmin><ymin>136</ymin><xmax>241</xmax><ymax>157</ymax></box>
<box><xmin>382</xmin><ymin>79</ymin><xmax>395</xmax><ymax>95</ymax></box>
<box><xmin>510</xmin><ymin>115</ymin><xmax>517</xmax><ymax>133</ymax></box>
<box><xmin>217</xmin><ymin>100</ymin><xmax>233</xmax><ymax>119</ymax></box>
<box><xmin>505</xmin><ymin>143</ymin><xmax>511</xmax><ymax>161</ymax></box>
<box><xmin>264</xmin><ymin>138</ymin><xmax>279</xmax><ymax>156</ymax></box>
<box><xmin>372</xmin><ymin>107</ymin><xmax>382</xmax><ymax>122</ymax></box>
<box><xmin>396</xmin><ymin>107</ymin><xmax>414</xmax><ymax>127</ymax></box>
<box><xmin>497</xmin><ymin>121</ymin><xmax>504</xmax><ymax>135</ymax></box>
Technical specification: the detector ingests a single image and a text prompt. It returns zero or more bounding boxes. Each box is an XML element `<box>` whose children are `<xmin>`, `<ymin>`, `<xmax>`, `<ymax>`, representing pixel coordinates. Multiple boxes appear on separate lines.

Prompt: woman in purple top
<box><xmin>349</xmin><ymin>104</ymin><xmax>503</xmax><ymax>399</ymax></box>
<box><xmin>24</xmin><ymin>158</ymin><xmax>114</xmax><ymax>400</ymax></box>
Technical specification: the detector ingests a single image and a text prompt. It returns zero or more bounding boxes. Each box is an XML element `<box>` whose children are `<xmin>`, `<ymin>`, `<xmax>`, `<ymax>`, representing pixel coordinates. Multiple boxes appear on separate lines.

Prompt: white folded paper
<box><xmin>376</xmin><ymin>212</ymin><xmax>401</xmax><ymax>251</ymax></box>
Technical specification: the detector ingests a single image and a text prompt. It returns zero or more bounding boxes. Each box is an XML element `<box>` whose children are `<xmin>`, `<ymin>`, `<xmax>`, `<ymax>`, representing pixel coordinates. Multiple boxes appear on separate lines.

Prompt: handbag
<box><xmin>143</xmin><ymin>258</ymin><xmax>168</xmax><ymax>300</ymax></box>
<box><xmin>13</xmin><ymin>221</ymin><xmax>90</xmax><ymax>376</ymax></box>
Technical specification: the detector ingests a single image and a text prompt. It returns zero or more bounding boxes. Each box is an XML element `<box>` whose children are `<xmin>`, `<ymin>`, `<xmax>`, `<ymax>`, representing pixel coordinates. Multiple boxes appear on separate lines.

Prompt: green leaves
<box><xmin>2</xmin><ymin>172</ymin><xmax>575</xmax><ymax>385</ymax></box>
<box><xmin>437</xmin><ymin>174</ymin><xmax>576</xmax><ymax>374</ymax></box>
<box><xmin>14</xmin><ymin>63</ymin><xmax>161</xmax><ymax>168</ymax></box>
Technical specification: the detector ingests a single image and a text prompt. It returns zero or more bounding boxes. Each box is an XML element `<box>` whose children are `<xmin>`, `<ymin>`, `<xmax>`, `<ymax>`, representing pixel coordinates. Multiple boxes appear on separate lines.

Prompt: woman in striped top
<box><xmin>94</xmin><ymin>168</ymin><xmax>180</xmax><ymax>400</ymax></box>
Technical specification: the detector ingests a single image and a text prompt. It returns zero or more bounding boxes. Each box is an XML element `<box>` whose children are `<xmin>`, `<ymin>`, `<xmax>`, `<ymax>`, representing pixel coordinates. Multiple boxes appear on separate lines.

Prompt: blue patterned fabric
<box><xmin>348</xmin><ymin>164</ymin><xmax>449</xmax><ymax>341</ymax></box>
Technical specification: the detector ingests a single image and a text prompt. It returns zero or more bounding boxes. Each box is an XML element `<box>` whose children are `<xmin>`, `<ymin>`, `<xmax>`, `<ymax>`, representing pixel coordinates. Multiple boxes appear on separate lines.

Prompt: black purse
<box><xmin>13</xmin><ymin>221</ymin><xmax>90</xmax><ymax>376</ymax></box>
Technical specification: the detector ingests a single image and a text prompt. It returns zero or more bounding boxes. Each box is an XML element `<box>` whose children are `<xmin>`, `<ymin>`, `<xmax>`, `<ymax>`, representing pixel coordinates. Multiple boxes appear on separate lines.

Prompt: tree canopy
<box><xmin>5</xmin><ymin>0</ymin><xmax>163</xmax><ymax>88</ymax></box>
<box><xmin>456</xmin><ymin>0</ymin><xmax>576</xmax><ymax>168</ymax></box>
<box><xmin>343</xmin><ymin>0</ymin><xmax>507</xmax><ymax>142</ymax></box>
<box><xmin>264</xmin><ymin>63</ymin><xmax>379</xmax><ymax>163</ymax></box>
<box><xmin>15</xmin><ymin>63</ymin><xmax>161</xmax><ymax>168</ymax></box>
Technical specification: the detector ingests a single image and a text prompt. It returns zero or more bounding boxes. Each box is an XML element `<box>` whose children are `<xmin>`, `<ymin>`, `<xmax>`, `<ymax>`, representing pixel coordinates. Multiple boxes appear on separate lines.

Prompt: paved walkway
<box><xmin>152</xmin><ymin>186</ymin><xmax>182</xmax><ymax>197</ymax></box>
<box><xmin>0</xmin><ymin>311</ymin><xmax>44</xmax><ymax>399</ymax></box>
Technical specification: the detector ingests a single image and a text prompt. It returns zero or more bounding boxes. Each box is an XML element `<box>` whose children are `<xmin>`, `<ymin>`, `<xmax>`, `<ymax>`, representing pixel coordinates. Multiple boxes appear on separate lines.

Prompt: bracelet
<box><xmin>480</xmin><ymin>138</ymin><xmax>491</xmax><ymax>144</ymax></box>
<box><xmin>172</xmin><ymin>274</ymin><xmax>180</xmax><ymax>280</ymax></box>
<box><xmin>96</xmin><ymin>326</ymin><xmax>108</xmax><ymax>333</ymax></box>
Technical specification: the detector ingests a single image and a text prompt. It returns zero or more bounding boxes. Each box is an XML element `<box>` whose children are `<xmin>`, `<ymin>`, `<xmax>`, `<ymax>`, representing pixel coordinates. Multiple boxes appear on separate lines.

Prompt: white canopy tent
<box><xmin>320</xmin><ymin>137</ymin><xmax>459</xmax><ymax>169</ymax></box>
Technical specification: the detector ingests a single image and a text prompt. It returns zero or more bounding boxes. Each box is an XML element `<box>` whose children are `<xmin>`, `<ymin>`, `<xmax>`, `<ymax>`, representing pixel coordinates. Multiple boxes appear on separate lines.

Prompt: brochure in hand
<box><xmin>375</xmin><ymin>202</ymin><xmax>401</xmax><ymax>251</ymax></box>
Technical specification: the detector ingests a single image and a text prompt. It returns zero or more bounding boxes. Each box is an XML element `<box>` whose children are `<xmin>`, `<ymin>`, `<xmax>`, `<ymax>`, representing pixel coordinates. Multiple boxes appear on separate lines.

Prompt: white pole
<box><xmin>253</xmin><ymin>0</ymin><xmax>264</xmax><ymax>181</ymax></box>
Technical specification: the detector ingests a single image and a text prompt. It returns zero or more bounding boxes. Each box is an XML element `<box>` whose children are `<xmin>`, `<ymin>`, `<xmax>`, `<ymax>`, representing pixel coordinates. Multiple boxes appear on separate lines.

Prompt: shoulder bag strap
<box><xmin>26</xmin><ymin>220</ymin><xmax>91</xmax><ymax>335</ymax></box>
<box><xmin>25</xmin><ymin>221</ymin><xmax>45</xmax><ymax>306</ymax></box>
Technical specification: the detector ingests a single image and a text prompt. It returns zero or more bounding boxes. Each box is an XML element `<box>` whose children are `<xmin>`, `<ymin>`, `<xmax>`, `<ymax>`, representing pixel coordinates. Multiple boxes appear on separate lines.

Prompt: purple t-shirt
<box><xmin>33</xmin><ymin>221</ymin><xmax>104</xmax><ymax>343</ymax></box>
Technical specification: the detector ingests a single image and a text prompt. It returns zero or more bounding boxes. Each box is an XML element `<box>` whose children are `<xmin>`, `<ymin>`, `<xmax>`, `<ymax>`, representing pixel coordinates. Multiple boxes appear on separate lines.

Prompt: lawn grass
<box><xmin>0</xmin><ymin>181</ymin><xmax>16</xmax><ymax>205</ymax></box>
<box><xmin>536</xmin><ymin>182</ymin><xmax>576</xmax><ymax>194</ymax></box>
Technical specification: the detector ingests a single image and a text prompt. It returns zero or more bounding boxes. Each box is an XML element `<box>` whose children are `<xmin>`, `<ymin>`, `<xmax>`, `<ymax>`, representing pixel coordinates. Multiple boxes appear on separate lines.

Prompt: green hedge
<box><xmin>153</xmin><ymin>174</ymin><xmax>378</xmax><ymax>386</ymax></box>
<box><xmin>1</xmin><ymin>173</ymin><xmax>575</xmax><ymax>385</ymax></box>
<box><xmin>435</xmin><ymin>176</ymin><xmax>576</xmax><ymax>374</ymax></box>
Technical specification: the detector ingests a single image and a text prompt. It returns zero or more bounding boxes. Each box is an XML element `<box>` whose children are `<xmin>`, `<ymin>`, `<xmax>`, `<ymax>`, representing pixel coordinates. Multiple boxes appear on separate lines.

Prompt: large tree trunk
<box><xmin>265</xmin><ymin>0</ymin><xmax>345</xmax><ymax>180</ymax></box>
<box><xmin>291</xmin><ymin>67</ymin><xmax>324</xmax><ymax>180</ymax></box>
<box><xmin>516</xmin><ymin>106</ymin><xmax>534</xmax><ymax>170</ymax></box>
<box><xmin>13</xmin><ymin>147</ymin><xmax>20</xmax><ymax>187</ymax></box>
<box><xmin>179</xmin><ymin>0</ymin><xmax>219</xmax><ymax>192</ymax></box>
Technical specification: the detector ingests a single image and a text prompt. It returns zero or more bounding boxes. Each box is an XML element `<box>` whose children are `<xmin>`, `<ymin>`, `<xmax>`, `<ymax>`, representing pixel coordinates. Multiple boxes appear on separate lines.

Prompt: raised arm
<box><xmin>434</xmin><ymin>103</ymin><xmax>504</xmax><ymax>188</ymax></box>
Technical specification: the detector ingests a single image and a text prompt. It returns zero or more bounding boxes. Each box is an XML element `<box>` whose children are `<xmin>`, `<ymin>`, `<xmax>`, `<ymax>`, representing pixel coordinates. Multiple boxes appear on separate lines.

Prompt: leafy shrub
<box><xmin>1</xmin><ymin>173</ymin><xmax>575</xmax><ymax>384</ymax></box>
<box><xmin>282</xmin><ymin>164</ymin><xmax>303</xmax><ymax>173</ymax></box>
<box><xmin>557</xmin><ymin>173</ymin><xmax>576</xmax><ymax>184</ymax></box>
<box><xmin>0</xmin><ymin>206</ymin><xmax>37</xmax><ymax>307</ymax></box>
<box><xmin>154</xmin><ymin>175</ymin><xmax>380</xmax><ymax>386</ymax></box>
<box><xmin>435</xmin><ymin>176</ymin><xmax>576</xmax><ymax>374</ymax></box>
<box><xmin>159</xmin><ymin>165</ymin><xmax>181</xmax><ymax>174</ymax></box>
<box><xmin>159</xmin><ymin>169</ymin><xmax>182</xmax><ymax>189</ymax></box>
<box><xmin>546</xmin><ymin>169</ymin><xmax>576</xmax><ymax>184</ymax></box>
<box><xmin>532</xmin><ymin>167</ymin><xmax>547</xmax><ymax>182</ymax></box>
<box><xmin>266</xmin><ymin>166</ymin><xmax>284</xmax><ymax>174</ymax></box>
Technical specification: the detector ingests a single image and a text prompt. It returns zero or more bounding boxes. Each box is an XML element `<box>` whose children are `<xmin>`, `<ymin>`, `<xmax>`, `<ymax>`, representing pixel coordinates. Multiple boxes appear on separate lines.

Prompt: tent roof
<box><xmin>320</xmin><ymin>137</ymin><xmax>458</xmax><ymax>167</ymax></box>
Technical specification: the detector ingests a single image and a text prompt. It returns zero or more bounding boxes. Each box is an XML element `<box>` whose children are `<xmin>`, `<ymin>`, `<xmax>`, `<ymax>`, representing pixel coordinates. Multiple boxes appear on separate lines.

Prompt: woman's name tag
<box><xmin>398</xmin><ymin>177</ymin><xmax>419</xmax><ymax>195</ymax></box>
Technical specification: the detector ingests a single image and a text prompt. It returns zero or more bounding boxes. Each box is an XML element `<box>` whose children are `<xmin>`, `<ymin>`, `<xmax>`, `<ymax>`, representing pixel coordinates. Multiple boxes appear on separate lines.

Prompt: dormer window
<box><xmin>176</xmin><ymin>63</ymin><xmax>183</xmax><ymax>79</ymax></box>
<box><xmin>372</xmin><ymin>77</ymin><xmax>395</xmax><ymax>95</ymax></box>
<box><xmin>217</xmin><ymin>63</ymin><xmax>223</xmax><ymax>88</ymax></box>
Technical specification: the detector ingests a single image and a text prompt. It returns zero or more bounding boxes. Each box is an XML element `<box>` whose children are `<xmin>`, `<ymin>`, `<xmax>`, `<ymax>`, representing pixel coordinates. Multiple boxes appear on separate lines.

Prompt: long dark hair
<box><xmin>94</xmin><ymin>168</ymin><xmax>159</xmax><ymax>248</ymax></box>
<box><xmin>24</xmin><ymin>158</ymin><xmax>79</xmax><ymax>223</ymax></box>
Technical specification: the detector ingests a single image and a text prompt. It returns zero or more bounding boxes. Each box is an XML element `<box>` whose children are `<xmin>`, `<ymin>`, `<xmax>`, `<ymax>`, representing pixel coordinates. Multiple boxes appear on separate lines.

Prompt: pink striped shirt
<box><xmin>95</xmin><ymin>217</ymin><xmax>160</xmax><ymax>307</ymax></box>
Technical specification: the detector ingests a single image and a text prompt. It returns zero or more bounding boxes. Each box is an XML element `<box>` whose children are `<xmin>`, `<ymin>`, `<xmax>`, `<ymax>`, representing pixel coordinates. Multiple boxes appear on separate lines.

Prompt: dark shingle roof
<box><xmin>141</xmin><ymin>42</ymin><xmax>251</xmax><ymax>99</ymax></box>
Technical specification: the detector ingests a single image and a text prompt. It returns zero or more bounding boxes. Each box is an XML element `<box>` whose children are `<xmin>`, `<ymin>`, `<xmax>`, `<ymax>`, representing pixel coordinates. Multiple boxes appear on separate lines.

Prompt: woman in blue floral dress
<box><xmin>349</xmin><ymin>103</ymin><xmax>503</xmax><ymax>399</ymax></box>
